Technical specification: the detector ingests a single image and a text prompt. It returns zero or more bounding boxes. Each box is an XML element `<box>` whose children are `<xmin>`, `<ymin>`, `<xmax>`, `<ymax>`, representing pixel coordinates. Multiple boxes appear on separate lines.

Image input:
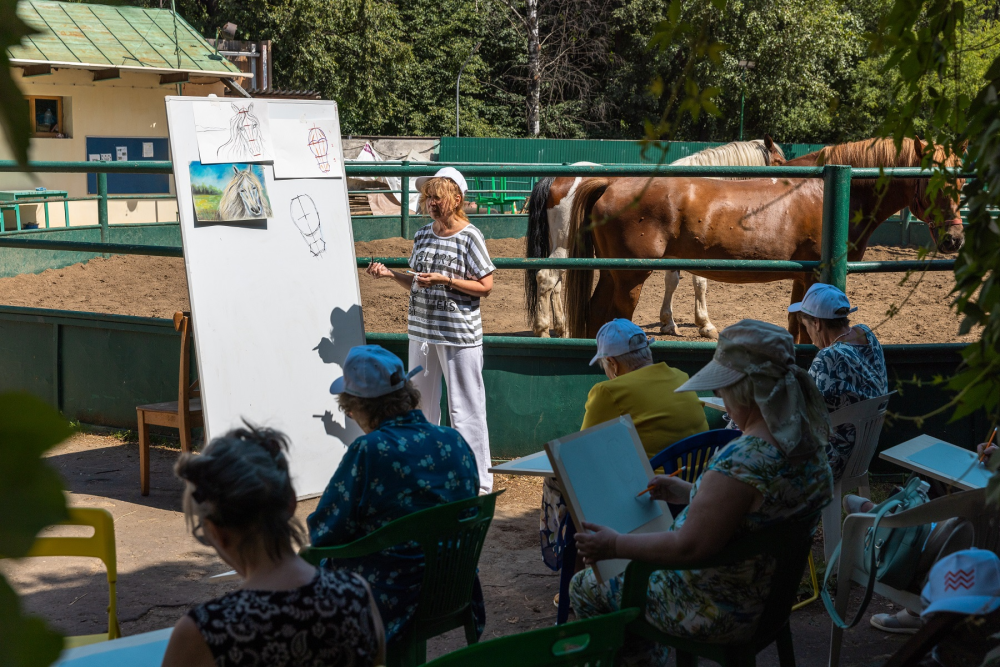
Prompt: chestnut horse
<box><xmin>564</xmin><ymin>137</ymin><xmax>965</xmax><ymax>340</ymax></box>
<box><xmin>524</xmin><ymin>137</ymin><xmax>785</xmax><ymax>338</ymax></box>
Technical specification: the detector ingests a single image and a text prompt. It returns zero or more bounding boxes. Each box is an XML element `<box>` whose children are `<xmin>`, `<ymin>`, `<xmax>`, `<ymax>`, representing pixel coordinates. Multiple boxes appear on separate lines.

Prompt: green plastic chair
<box><xmin>473</xmin><ymin>176</ymin><xmax>506</xmax><ymax>213</ymax></box>
<box><xmin>424</xmin><ymin>609</ymin><xmax>639</xmax><ymax>667</ymax></box>
<box><xmin>620</xmin><ymin>511</ymin><xmax>820</xmax><ymax>667</ymax></box>
<box><xmin>300</xmin><ymin>491</ymin><xmax>504</xmax><ymax>667</ymax></box>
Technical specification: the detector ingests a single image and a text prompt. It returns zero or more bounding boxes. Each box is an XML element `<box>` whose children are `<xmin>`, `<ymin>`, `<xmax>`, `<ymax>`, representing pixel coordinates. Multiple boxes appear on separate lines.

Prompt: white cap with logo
<box><xmin>787</xmin><ymin>283</ymin><xmax>858</xmax><ymax>319</ymax></box>
<box><xmin>415</xmin><ymin>167</ymin><xmax>468</xmax><ymax>195</ymax></box>
<box><xmin>589</xmin><ymin>319</ymin><xmax>652</xmax><ymax>366</ymax></box>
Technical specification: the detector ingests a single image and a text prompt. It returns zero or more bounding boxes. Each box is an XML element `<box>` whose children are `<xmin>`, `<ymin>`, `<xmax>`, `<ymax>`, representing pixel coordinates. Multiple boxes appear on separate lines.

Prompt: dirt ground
<box><xmin>0</xmin><ymin>238</ymin><xmax>974</xmax><ymax>345</ymax></box>
<box><xmin>0</xmin><ymin>432</ymin><xmax>910</xmax><ymax>667</ymax></box>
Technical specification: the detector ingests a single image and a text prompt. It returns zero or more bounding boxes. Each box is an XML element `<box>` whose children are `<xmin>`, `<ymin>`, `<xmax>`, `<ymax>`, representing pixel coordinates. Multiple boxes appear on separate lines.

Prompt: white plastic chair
<box><xmin>821</xmin><ymin>392</ymin><xmax>894</xmax><ymax>560</ymax></box>
<box><xmin>828</xmin><ymin>488</ymin><xmax>987</xmax><ymax>667</ymax></box>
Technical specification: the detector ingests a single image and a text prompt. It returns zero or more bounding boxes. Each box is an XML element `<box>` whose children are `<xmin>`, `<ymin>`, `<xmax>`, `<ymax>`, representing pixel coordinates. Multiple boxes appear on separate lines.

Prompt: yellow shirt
<box><xmin>580</xmin><ymin>362</ymin><xmax>709</xmax><ymax>459</ymax></box>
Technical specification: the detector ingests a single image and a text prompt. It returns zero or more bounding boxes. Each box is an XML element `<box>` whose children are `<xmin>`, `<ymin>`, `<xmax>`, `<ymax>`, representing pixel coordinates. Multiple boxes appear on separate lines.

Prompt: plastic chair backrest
<box><xmin>25</xmin><ymin>507</ymin><xmax>121</xmax><ymax>640</ymax></box>
<box><xmin>648</xmin><ymin>429</ymin><xmax>742</xmax><ymax>482</ymax></box>
<box><xmin>300</xmin><ymin>492</ymin><xmax>502</xmax><ymax>642</ymax></box>
<box><xmin>423</xmin><ymin>609</ymin><xmax>639</xmax><ymax>667</ymax></box>
<box><xmin>829</xmin><ymin>393</ymin><xmax>893</xmax><ymax>481</ymax></box>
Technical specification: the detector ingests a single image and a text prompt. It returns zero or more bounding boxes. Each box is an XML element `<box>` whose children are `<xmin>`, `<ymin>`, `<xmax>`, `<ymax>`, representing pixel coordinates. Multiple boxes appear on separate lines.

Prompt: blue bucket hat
<box><xmin>590</xmin><ymin>318</ymin><xmax>652</xmax><ymax>366</ymax></box>
<box><xmin>330</xmin><ymin>345</ymin><xmax>422</xmax><ymax>398</ymax></box>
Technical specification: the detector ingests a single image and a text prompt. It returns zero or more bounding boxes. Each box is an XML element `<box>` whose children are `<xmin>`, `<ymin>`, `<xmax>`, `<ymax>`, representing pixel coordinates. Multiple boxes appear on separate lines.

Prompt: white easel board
<box><xmin>880</xmin><ymin>434</ymin><xmax>991</xmax><ymax>491</ymax></box>
<box><xmin>166</xmin><ymin>97</ymin><xmax>365</xmax><ymax>498</ymax></box>
<box><xmin>545</xmin><ymin>416</ymin><xmax>673</xmax><ymax>583</ymax></box>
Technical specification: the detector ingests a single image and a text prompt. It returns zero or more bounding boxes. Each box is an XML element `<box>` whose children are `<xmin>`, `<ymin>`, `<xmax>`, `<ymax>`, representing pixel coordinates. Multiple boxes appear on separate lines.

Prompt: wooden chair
<box><xmin>137</xmin><ymin>311</ymin><xmax>202</xmax><ymax>495</ymax></box>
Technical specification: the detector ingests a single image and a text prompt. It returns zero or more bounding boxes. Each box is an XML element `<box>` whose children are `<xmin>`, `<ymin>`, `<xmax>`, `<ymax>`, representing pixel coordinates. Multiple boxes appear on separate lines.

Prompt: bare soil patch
<box><xmin>0</xmin><ymin>238</ymin><xmax>971</xmax><ymax>345</ymax></box>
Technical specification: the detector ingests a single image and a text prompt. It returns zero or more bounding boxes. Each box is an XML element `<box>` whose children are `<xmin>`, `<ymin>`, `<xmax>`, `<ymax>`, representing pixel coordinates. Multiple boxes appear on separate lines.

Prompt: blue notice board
<box><xmin>86</xmin><ymin>137</ymin><xmax>170</xmax><ymax>194</ymax></box>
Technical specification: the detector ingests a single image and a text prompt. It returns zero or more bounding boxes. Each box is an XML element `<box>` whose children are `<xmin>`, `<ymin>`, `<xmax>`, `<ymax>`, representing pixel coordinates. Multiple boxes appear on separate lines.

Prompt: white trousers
<box><xmin>408</xmin><ymin>339</ymin><xmax>493</xmax><ymax>494</ymax></box>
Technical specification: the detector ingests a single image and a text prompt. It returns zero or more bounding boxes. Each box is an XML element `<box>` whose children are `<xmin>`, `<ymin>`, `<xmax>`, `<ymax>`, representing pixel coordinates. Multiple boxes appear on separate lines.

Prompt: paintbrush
<box><xmin>636</xmin><ymin>467</ymin><xmax>686</xmax><ymax>497</ymax></box>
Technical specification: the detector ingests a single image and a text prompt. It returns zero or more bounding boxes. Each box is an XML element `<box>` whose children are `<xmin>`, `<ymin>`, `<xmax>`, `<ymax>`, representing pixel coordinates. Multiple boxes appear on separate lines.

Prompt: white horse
<box><xmin>524</xmin><ymin>137</ymin><xmax>785</xmax><ymax>338</ymax></box>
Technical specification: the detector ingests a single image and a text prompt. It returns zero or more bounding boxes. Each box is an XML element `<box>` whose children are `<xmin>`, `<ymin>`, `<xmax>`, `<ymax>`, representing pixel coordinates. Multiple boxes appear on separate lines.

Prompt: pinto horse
<box><xmin>524</xmin><ymin>136</ymin><xmax>785</xmax><ymax>338</ymax></box>
<box><xmin>564</xmin><ymin>137</ymin><xmax>966</xmax><ymax>340</ymax></box>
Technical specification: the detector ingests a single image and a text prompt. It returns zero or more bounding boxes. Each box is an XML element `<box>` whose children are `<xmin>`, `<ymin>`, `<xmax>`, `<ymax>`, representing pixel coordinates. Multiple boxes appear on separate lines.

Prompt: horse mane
<box><xmin>807</xmin><ymin>137</ymin><xmax>921</xmax><ymax>168</ymax></box>
<box><xmin>671</xmin><ymin>140</ymin><xmax>777</xmax><ymax>167</ymax></box>
<box><xmin>219</xmin><ymin>168</ymin><xmax>271</xmax><ymax>220</ymax></box>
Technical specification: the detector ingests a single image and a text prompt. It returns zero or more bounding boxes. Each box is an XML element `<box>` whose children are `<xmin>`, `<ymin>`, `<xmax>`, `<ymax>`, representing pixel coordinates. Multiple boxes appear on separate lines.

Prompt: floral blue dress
<box><xmin>307</xmin><ymin>410</ymin><xmax>480</xmax><ymax>642</ymax></box>
<box><xmin>808</xmin><ymin>324</ymin><xmax>888</xmax><ymax>480</ymax></box>
<box><xmin>568</xmin><ymin>434</ymin><xmax>832</xmax><ymax>664</ymax></box>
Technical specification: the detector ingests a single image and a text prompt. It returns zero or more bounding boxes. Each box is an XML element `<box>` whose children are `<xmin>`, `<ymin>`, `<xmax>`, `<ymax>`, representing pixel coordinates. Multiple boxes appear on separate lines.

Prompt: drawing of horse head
<box><xmin>219</xmin><ymin>165</ymin><xmax>272</xmax><ymax>220</ymax></box>
<box><xmin>217</xmin><ymin>103</ymin><xmax>264</xmax><ymax>159</ymax></box>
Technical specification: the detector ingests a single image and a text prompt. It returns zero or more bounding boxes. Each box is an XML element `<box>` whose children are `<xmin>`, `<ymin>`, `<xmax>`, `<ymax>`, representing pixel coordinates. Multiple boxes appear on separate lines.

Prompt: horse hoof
<box><xmin>555</xmin><ymin>330</ymin><xmax>568</xmax><ymax>339</ymax></box>
<box><xmin>536</xmin><ymin>330</ymin><xmax>551</xmax><ymax>338</ymax></box>
<box><xmin>659</xmin><ymin>325</ymin><xmax>680</xmax><ymax>337</ymax></box>
<box><xmin>699</xmin><ymin>327</ymin><xmax>719</xmax><ymax>340</ymax></box>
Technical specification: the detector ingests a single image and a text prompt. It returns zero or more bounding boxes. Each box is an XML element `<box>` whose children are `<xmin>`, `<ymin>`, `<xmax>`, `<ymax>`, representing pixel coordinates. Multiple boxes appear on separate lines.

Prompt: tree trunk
<box><xmin>526</xmin><ymin>0</ymin><xmax>541</xmax><ymax>136</ymax></box>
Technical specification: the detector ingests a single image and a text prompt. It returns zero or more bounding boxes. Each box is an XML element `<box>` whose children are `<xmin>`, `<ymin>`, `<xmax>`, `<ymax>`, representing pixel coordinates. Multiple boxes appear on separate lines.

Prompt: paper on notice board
<box><xmin>193</xmin><ymin>98</ymin><xmax>274</xmax><ymax>165</ymax></box>
<box><xmin>116</xmin><ymin>146</ymin><xmax>127</xmax><ymax>161</ymax></box>
<box><xmin>143</xmin><ymin>142</ymin><xmax>154</xmax><ymax>158</ymax></box>
<box><xmin>272</xmin><ymin>117</ymin><xmax>340</xmax><ymax>179</ymax></box>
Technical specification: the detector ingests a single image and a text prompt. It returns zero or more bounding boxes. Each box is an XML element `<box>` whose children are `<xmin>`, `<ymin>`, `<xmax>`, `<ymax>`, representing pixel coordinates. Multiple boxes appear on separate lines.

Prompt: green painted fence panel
<box><xmin>0</xmin><ymin>316</ymin><xmax>56</xmax><ymax>403</ymax></box>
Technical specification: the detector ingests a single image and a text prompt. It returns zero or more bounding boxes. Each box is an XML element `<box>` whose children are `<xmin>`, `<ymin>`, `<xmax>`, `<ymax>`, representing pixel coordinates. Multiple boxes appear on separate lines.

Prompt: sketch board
<box><xmin>54</xmin><ymin>627</ymin><xmax>171</xmax><ymax>667</ymax></box>
<box><xmin>193</xmin><ymin>98</ymin><xmax>274</xmax><ymax>164</ymax></box>
<box><xmin>908</xmin><ymin>442</ymin><xmax>991</xmax><ymax>488</ymax></box>
<box><xmin>166</xmin><ymin>97</ymin><xmax>365</xmax><ymax>498</ymax></box>
<box><xmin>546</xmin><ymin>416</ymin><xmax>673</xmax><ymax>583</ymax></box>
<box><xmin>488</xmin><ymin>450</ymin><xmax>553</xmax><ymax>477</ymax></box>
<box><xmin>272</xmin><ymin>116</ymin><xmax>340</xmax><ymax>179</ymax></box>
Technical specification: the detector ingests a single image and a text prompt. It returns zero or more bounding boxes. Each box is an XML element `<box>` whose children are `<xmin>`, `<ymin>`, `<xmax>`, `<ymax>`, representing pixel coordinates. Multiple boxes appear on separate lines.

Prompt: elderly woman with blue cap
<box><xmin>569</xmin><ymin>320</ymin><xmax>833</xmax><ymax>664</ymax></box>
<box><xmin>790</xmin><ymin>283</ymin><xmax>887</xmax><ymax>481</ymax></box>
<box><xmin>308</xmin><ymin>345</ymin><xmax>483</xmax><ymax>645</ymax></box>
<box><xmin>366</xmin><ymin>167</ymin><xmax>495</xmax><ymax>496</ymax></box>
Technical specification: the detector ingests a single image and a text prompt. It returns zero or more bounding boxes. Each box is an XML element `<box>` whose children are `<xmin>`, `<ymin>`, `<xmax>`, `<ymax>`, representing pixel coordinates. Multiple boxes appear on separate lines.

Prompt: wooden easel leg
<box><xmin>138</xmin><ymin>414</ymin><xmax>150</xmax><ymax>496</ymax></box>
<box><xmin>179</xmin><ymin>412</ymin><xmax>191</xmax><ymax>454</ymax></box>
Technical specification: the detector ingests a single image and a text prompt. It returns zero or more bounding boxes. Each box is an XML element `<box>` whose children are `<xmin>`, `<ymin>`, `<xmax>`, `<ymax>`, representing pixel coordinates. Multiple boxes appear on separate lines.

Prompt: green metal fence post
<box><xmin>820</xmin><ymin>164</ymin><xmax>851</xmax><ymax>291</ymax></box>
<box><xmin>97</xmin><ymin>172</ymin><xmax>109</xmax><ymax>244</ymax></box>
<box><xmin>400</xmin><ymin>161</ymin><xmax>410</xmax><ymax>240</ymax></box>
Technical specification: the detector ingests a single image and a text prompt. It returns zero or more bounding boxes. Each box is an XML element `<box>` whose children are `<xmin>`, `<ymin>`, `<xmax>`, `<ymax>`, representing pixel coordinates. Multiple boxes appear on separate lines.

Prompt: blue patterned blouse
<box><xmin>307</xmin><ymin>410</ymin><xmax>479</xmax><ymax>641</ymax></box>
<box><xmin>807</xmin><ymin>324</ymin><xmax>888</xmax><ymax>480</ymax></box>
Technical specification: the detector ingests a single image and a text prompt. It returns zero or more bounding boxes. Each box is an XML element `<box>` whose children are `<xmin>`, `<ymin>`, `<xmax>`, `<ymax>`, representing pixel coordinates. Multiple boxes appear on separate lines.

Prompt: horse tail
<box><xmin>524</xmin><ymin>176</ymin><xmax>555</xmax><ymax>319</ymax></box>
<box><xmin>565</xmin><ymin>178</ymin><xmax>609</xmax><ymax>338</ymax></box>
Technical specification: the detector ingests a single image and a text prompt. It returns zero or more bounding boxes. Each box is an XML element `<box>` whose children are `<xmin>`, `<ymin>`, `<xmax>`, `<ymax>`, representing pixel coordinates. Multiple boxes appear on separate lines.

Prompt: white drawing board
<box><xmin>166</xmin><ymin>97</ymin><xmax>365</xmax><ymax>498</ymax></box>
<box><xmin>880</xmin><ymin>434</ymin><xmax>991</xmax><ymax>491</ymax></box>
<box><xmin>272</xmin><ymin>116</ymin><xmax>340</xmax><ymax>179</ymax></box>
<box><xmin>488</xmin><ymin>450</ymin><xmax>552</xmax><ymax>477</ymax></box>
<box><xmin>193</xmin><ymin>98</ymin><xmax>274</xmax><ymax>164</ymax></box>
<box><xmin>546</xmin><ymin>416</ymin><xmax>673</xmax><ymax>583</ymax></box>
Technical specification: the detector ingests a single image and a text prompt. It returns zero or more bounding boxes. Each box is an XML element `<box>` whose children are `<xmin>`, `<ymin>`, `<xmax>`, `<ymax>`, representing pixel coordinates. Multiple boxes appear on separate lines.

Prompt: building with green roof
<box><xmin>0</xmin><ymin>1</ymin><xmax>254</xmax><ymax>229</ymax></box>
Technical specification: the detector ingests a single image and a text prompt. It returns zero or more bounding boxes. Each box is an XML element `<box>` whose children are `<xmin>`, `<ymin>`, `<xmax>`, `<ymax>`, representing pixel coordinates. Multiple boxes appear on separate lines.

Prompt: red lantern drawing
<box><xmin>307</xmin><ymin>126</ymin><xmax>330</xmax><ymax>173</ymax></box>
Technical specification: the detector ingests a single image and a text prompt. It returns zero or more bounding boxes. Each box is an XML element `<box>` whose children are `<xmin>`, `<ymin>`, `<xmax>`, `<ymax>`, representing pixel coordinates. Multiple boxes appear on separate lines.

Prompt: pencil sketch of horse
<box><xmin>217</xmin><ymin>103</ymin><xmax>265</xmax><ymax>160</ymax></box>
<box><xmin>219</xmin><ymin>165</ymin><xmax>271</xmax><ymax>220</ymax></box>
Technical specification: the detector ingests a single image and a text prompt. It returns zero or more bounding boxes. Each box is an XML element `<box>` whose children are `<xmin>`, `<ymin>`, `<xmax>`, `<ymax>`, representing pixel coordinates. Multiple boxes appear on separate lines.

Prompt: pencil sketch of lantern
<box><xmin>307</xmin><ymin>126</ymin><xmax>330</xmax><ymax>173</ymax></box>
<box><xmin>290</xmin><ymin>194</ymin><xmax>326</xmax><ymax>256</ymax></box>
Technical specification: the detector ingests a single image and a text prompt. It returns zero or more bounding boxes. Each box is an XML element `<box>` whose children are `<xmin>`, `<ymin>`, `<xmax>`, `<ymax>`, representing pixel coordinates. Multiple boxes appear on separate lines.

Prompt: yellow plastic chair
<box><xmin>25</xmin><ymin>507</ymin><xmax>121</xmax><ymax>648</ymax></box>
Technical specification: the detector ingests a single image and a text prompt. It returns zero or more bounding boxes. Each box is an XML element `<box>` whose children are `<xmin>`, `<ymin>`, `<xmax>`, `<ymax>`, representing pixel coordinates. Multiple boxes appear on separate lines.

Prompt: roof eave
<box><xmin>11</xmin><ymin>58</ymin><xmax>252</xmax><ymax>79</ymax></box>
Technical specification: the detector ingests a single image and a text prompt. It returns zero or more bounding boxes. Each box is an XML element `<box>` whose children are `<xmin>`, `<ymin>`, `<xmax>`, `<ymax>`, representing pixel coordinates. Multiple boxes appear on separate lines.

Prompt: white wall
<box><xmin>0</xmin><ymin>67</ymin><xmax>228</xmax><ymax>228</ymax></box>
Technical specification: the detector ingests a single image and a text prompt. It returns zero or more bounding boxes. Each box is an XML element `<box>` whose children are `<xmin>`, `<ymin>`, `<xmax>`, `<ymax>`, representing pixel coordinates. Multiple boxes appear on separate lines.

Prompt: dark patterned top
<box><xmin>187</xmin><ymin>567</ymin><xmax>379</xmax><ymax>667</ymax></box>
<box><xmin>307</xmin><ymin>410</ymin><xmax>479</xmax><ymax>642</ymax></box>
<box><xmin>807</xmin><ymin>324</ymin><xmax>888</xmax><ymax>481</ymax></box>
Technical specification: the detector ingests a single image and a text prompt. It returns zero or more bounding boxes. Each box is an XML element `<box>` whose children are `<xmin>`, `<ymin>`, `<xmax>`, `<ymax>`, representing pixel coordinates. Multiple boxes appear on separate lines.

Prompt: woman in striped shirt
<box><xmin>365</xmin><ymin>167</ymin><xmax>496</xmax><ymax>494</ymax></box>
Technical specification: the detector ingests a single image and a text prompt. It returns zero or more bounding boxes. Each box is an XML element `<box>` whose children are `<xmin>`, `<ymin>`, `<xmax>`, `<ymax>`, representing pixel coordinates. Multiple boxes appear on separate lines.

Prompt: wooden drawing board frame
<box><xmin>545</xmin><ymin>415</ymin><xmax>673</xmax><ymax>583</ymax></box>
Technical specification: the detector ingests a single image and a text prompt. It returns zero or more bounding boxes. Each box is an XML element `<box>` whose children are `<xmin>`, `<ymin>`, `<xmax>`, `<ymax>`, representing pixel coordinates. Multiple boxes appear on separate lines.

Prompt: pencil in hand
<box><xmin>636</xmin><ymin>467</ymin><xmax>687</xmax><ymax>497</ymax></box>
<box><xmin>979</xmin><ymin>427</ymin><xmax>997</xmax><ymax>464</ymax></box>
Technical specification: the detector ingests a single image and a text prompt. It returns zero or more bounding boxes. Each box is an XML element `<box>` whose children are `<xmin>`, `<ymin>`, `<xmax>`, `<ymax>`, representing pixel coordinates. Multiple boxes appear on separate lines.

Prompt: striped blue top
<box><xmin>408</xmin><ymin>223</ymin><xmax>495</xmax><ymax>346</ymax></box>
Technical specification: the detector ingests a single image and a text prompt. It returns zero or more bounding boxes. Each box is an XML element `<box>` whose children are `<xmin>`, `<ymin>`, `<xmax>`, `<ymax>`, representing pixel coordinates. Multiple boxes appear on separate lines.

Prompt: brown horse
<box><xmin>565</xmin><ymin>137</ymin><xmax>966</xmax><ymax>340</ymax></box>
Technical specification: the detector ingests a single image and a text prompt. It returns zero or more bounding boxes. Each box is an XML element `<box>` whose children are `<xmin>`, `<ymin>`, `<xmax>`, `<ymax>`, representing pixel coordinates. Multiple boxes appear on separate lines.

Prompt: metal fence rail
<box><xmin>0</xmin><ymin>160</ymin><xmax>971</xmax><ymax>293</ymax></box>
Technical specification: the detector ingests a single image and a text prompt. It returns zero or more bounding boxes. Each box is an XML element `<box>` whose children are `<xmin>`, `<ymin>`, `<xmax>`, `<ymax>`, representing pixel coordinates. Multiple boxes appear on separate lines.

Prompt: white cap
<box><xmin>589</xmin><ymin>319</ymin><xmax>652</xmax><ymax>366</ymax></box>
<box><xmin>787</xmin><ymin>283</ymin><xmax>858</xmax><ymax>319</ymax></box>
<box><xmin>415</xmin><ymin>167</ymin><xmax>468</xmax><ymax>195</ymax></box>
<box><xmin>921</xmin><ymin>549</ymin><xmax>1000</xmax><ymax>618</ymax></box>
